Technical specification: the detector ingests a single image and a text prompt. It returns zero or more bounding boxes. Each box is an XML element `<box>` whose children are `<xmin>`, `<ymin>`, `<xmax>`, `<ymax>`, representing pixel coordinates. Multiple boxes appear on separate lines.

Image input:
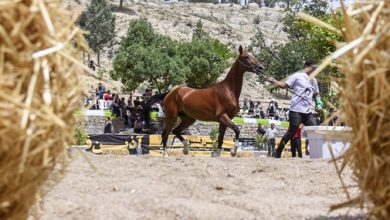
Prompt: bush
<box><xmin>254</xmin><ymin>134</ymin><xmax>268</xmax><ymax>150</ymax></box>
<box><xmin>74</xmin><ymin>125</ymin><xmax>88</xmax><ymax>145</ymax></box>
<box><xmin>209</xmin><ymin>127</ymin><xmax>219</xmax><ymax>150</ymax></box>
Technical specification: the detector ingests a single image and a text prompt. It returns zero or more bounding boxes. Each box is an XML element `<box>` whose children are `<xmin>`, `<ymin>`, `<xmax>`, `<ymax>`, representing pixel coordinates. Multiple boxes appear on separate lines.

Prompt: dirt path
<box><xmin>39</xmin><ymin>150</ymin><xmax>364</xmax><ymax>220</ymax></box>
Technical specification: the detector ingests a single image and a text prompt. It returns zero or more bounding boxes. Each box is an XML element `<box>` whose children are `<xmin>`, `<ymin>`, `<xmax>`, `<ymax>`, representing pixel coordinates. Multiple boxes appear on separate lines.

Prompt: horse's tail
<box><xmin>145</xmin><ymin>92</ymin><xmax>169</xmax><ymax>109</ymax></box>
<box><xmin>141</xmin><ymin>92</ymin><xmax>169</xmax><ymax>129</ymax></box>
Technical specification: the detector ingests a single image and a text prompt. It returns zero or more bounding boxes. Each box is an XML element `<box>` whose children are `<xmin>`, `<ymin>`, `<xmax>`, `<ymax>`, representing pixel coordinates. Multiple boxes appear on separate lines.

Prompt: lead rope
<box><xmin>236</xmin><ymin>59</ymin><xmax>317</xmax><ymax>109</ymax></box>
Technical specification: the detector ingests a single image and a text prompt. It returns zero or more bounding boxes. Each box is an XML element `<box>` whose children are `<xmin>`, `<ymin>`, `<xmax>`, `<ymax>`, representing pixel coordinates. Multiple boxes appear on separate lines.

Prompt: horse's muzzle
<box><xmin>254</xmin><ymin>64</ymin><xmax>264</xmax><ymax>74</ymax></box>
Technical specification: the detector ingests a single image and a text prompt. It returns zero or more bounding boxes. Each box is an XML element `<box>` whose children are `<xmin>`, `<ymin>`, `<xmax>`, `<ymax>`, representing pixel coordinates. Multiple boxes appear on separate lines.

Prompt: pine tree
<box><xmin>193</xmin><ymin>19</ymin><xmax>208</xmax><ymax>39</ymax></box>
<box><xmin>77</xmin><ymin>0</ymin><xmax>115</xmax><ymax>65</ymax></box>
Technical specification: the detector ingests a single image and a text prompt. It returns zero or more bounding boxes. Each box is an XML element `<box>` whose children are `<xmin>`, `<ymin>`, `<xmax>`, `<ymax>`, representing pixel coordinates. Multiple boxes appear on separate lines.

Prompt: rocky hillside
<box><xmin>65</xmin><ymin>0</ymin><xmax>289</xmax><ymax>104</ymax></box>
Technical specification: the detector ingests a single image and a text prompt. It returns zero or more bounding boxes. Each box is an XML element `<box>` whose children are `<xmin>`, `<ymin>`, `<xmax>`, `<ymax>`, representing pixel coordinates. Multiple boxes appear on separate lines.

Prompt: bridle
<box><xmin>237</xmin><ymin>57</ymin><xmax>264</xmax><ymax>74</ymax></box>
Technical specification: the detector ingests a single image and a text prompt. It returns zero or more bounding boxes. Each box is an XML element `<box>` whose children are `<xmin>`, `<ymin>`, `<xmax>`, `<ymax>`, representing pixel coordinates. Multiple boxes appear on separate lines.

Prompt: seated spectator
<box><xmin>254</xmin><ymin>105</ymin><xmax>261</xmax><ymax>118</ymax></box>
<box><xmin>110</xmin><ymin>93</ymin><xmax>116</xmax><ymax>101</ymax></box>
<box><xmin>103</xmin><ymin>90</ymin><xmax>111</xmax><ymax>101</ymax></box>
<box><xmin>103</xmin><ymin>117</ymin><xmax>112</xmax><ymax>133</ymax></box>
<box><xmin>268</xmin><ymin>99</ymin><xmax>276</xmax><ymax>118</ymax></box>
<box><xmin>133</xmin><ymin>117</ymin><xmax>149</xmax><ymax>134</ymax></box>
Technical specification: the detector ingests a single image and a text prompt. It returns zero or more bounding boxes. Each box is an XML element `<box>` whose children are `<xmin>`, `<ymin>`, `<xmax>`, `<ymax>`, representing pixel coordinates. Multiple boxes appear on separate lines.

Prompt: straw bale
<box><xmin>0</xmin><ymin>0</ymin><xmax>88</xmax><ymax>219</ymax></box>
<box><xmin>300</xmin><ymin>1</ymin><xmax>390</xmax><ymax>218</ymax></box>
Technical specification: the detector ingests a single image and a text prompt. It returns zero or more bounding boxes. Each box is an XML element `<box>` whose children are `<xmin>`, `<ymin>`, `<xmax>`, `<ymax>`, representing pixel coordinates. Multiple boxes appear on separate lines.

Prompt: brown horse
<box><xmin>146</xmin><ymin>46</ymin><xmax>264</xmax><ymax>156</ymax></box>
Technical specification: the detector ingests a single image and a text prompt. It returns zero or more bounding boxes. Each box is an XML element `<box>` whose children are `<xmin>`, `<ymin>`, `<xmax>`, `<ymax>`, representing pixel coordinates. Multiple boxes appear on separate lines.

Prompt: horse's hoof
<box><xmin>230</xmin><ymin>149</ymin><xmax>237</xmax><ymax>157</ymax></box>
<box><xmin>212</xmin><ymin>149</ymin><xmax>222</xmax><ymax>157</ymax></box>
<box><xmin>183</xmin><ymin>148</ymin><xmax>189</xmax><ymax>155</ymax></box>
<box><xmin>163</xmin><ymin>151</ymin><xmax>168</xmax><ymax>157</ymax></box>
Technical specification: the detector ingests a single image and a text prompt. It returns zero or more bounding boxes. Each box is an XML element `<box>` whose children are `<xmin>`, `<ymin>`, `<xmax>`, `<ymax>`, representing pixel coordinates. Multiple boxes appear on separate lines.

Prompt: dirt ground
<box><xmin>38</xmin><ymin>149</ymin><xmax>365</xmax><ymax>220</ymax></box>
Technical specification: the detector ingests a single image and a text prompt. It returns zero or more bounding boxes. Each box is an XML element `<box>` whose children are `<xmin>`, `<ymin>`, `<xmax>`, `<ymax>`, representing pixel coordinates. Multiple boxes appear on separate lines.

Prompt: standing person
<box><xmin>243</xmin><ymin>98</ymin><xmax>249</xmax><ymax>113</ymax></box>
<box><xmin>89</xmin><ymin>60</ymin><xmax>96</xmax><ymax>71</ymax></box>
<box><xmin>95</xmin><ymin>83</ymin><xmax>105</xmax><ymax>100</ymax></box>
<box><xmin>265</xmin><ymin>123</ymin><xmax>278</xmax><ymax>157</ymax></box>
<box><xmin>290</xmin><ymin>123</ymin><xmax>304</xmax><ymax>158</ymax></box>
<box><xmin>249</xmin><ymin>99</ymin><xmax>255</xmax><ymax>114</ymax></box>
<box><xmin>268</xmin><ymin>59</ymin><xmax>323</xmax><ymax>158</ymax></box>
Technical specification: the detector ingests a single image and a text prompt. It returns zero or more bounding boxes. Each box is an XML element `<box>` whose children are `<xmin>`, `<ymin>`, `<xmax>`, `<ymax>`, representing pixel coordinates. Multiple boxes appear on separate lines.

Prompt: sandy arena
<box><xmin>38</xmin><ymin>150</ymin><xmax>365</xmax><ymax>220</ymax></box>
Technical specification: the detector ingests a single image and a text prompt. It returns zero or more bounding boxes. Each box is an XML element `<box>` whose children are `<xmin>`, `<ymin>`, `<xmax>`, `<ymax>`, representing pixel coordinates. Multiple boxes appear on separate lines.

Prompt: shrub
<box><xmin>74</xmin><ymin>125</ymin><xmax>88</xmax><ymax>145</ymax></box>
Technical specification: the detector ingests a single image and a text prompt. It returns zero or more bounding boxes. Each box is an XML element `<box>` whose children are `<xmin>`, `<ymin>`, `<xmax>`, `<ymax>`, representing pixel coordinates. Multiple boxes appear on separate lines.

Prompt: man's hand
<box><xmin>315</xmin><ymin>96</ymin><xmax>323</xmax><ymax>111</ymax></box>
<box><xmin>267</xmin><ymin>77</ymin><xmax>276</xmax><ymax>83</ymax></box>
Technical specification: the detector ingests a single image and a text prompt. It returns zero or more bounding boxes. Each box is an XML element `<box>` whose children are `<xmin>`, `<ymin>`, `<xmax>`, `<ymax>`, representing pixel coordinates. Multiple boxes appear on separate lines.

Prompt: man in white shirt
<box><xmin>268</xmin><ymin>59</ymin><xmax>323</xmax><ymax>158</ymax></box>
<box><xmin>265</xmin><ymin>123</ymin><xmax>278</xmax><ymax>157</ymax></box>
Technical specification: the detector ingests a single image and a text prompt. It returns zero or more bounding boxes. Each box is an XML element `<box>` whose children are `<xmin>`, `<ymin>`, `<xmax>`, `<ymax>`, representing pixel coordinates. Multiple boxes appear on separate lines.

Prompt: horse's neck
<box><xmin>222</xmin><ymin>61</ymin><xmax>245</xmax><ymax>102</ymax></box>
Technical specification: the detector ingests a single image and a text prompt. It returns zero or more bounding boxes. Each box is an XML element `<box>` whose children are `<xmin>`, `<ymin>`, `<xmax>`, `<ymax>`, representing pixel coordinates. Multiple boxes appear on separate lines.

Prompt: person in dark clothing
<box><xmin>111</xmin><ymin>94</ymin><xmax>121</xmax><ymax>117</ymax></box>
<box><xmin>290</xmin><ymin>123</ymin><xmax>304</xmax><ymax>158</ymax></box>
<box><xmin>249</xmin><ymin>99</ymin><xmax>255</xmax><ymax>114</ymax></box>
<box><xmin>89</xmin><ymin>60</ymin><xmax>96</xmax><ymax>71</ymax></box>
<box><xmin>256</xmin><ymin>124</ymin><xmax>266</xmax><ymax>136</ymax></box>
<box><xmin>133</xmin><ymin>117</ymin><xmax>149</xmax><ymax>134</ymax></box>
<box><xmin>103</xmin><ymin>117</ymin><xmax>112</xmax><ymax>133</ymax></box>
<box><xmin>133</xmin><ymin>97</ymin><xmax>141</xmax><ymax>107</ymax></box>
<box><xmin>260</xmin><ymin>109</ymin><xmax>266</xmax><ymax>119</ymax></box>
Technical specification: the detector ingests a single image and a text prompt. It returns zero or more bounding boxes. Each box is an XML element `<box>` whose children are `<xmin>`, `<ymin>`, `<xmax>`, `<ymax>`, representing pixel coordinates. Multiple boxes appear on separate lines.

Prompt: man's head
<box><xmin>258</xmin><ymin>124</ymin><xmax>262</xmax><ymax>128</ymax></box>
<box><xmin>304</xmin><ymin>59</ymin><xmax>317</xmax><ymax>75</ymax></box>
<box><xmin>107</xmin><ymin>90</ymin><xmax>111</xmax><ymax>94</ymax></box>
<box><xmin>271</xmin><ymin>123</ymin><xmax>275</xmax><ymax>129</ymax></box>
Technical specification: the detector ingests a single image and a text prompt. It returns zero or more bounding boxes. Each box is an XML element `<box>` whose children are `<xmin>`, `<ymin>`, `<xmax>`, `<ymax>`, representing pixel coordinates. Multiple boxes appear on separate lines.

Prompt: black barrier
<box><xmin>87</xmin><ymin>134</ymin><xmax>256</xmax><ymax>155</ymax></box>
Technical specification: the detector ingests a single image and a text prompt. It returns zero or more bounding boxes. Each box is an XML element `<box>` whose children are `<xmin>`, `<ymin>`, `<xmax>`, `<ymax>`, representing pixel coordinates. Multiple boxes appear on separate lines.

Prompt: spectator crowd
<box><xmin>85</xmin><ymin>82</ymin><xmax>164</xmax><ymax>134</ymax></box>
<box><xmin>239</xmin><ymin>98</ymin><xmax>289</xmax><ymax>121</ymax></box>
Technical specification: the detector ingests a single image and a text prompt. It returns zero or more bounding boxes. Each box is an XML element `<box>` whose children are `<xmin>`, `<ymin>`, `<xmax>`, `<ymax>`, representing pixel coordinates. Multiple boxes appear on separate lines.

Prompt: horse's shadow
<box><xmin>307</xmin><ymin>213</ymin><xmax>366</xmax><ymax>220</ymax></box>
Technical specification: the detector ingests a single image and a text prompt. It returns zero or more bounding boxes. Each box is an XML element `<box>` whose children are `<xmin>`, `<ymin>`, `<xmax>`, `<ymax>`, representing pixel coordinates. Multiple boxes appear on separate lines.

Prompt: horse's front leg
<box><xmin>218</xmin><ymin>114</ymin><xmax>241</xmax><ymax>157</ymax></box>
<box><xmin>213</xmin><ymin>124</ymin><xmax>227</xmax><ymax>157</ymax></box>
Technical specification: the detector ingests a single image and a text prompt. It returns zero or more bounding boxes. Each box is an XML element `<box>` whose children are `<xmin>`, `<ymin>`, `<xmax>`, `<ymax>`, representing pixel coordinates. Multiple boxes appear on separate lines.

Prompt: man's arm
<box><xmin>267</xmin><ymin>77</ymin><xmax>289</xmax><ymax>89</ymax></box>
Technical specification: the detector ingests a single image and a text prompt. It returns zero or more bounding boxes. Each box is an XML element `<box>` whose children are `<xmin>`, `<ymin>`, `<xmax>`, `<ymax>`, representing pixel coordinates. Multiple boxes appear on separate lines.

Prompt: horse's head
<box><xmin>237</xmin><ymin>45</ymin><xmax>264</xmax><ymax>75</ymax></box>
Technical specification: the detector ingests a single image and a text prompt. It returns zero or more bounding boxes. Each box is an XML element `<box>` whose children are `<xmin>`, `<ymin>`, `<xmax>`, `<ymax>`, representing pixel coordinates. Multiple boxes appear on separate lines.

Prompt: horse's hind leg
<box><xmin>213</xmin><ymin>124</ymin><xmax>227</xmax><ymax>157</ymax></box>
<box><xmin>162</xmin><ymin>116</ymin><xmax>177</xmax><ymax>157</ymax></box>
<box><xmin>172</xmin><ymin>115</ymin><xmax>196</xmax><ymax>155</ymax></box>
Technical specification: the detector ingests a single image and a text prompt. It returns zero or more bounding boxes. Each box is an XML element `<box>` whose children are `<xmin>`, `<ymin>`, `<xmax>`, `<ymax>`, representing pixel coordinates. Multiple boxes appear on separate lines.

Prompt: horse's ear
<box><xmin>238</xmin><ymin>45</ymin><xmax>243</xmax><ymax>55</ymax></box>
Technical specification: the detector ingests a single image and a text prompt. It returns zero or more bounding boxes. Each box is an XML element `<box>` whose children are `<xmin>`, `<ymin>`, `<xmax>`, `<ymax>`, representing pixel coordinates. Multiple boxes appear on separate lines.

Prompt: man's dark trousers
<box><xmin>275</xmin><ymin>111</ymin><xmax>316</xmax><ymax>158</ymax></box>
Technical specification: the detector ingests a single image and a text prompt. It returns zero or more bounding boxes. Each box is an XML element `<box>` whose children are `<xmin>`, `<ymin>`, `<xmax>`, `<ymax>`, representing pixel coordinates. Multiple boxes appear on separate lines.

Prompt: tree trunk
<box><xmin>119</xmin><ymin>0</ymin><xmax>123</xmax><ymax>9</ymax></box>
<box><xmin>97</xmin><ymin>50</ymin><xmax>100</xmax><ymax>66</ymax></box>
<box><xmin>285</xmin><ymin>89</ymin><xmax>288</xmax><ymax>98</ymax></box>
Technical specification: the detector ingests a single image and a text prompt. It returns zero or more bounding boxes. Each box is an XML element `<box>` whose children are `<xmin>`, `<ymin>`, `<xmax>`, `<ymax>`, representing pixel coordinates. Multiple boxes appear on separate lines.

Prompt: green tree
<box><xmin>111</xmin><ymin>19</ymin><xmax>188</xmax><ymax>92</ymax></box>
<box><xmin>77</xmin><ymin>0</ymin><xmax>115</xmax><ymax>65</ymax></box>
<box><xmin>112</xmin><ymin>18</ymin><xmax>231</xmax><ymax>91</ymax></box>
<box><xmin>178</xmin><ymin>19</ymin><xmax>231</xmax><ymax>88</ymax></box>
